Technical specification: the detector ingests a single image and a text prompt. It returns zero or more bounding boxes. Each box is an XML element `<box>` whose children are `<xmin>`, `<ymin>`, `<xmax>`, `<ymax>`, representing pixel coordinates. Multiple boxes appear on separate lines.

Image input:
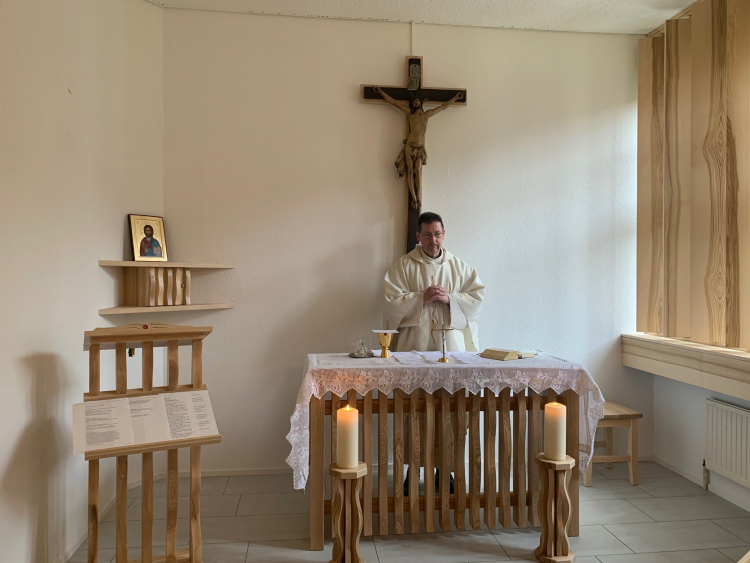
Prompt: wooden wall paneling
<box><xmin>728</xmin><ymin>0</ymin><xmax>750</xmax><ymax>349</ymax></box>
<box><xmin>664</xmin><ymin>18</ymin><xmax>693</xmax><ymax>338</ymax></box>
<box><xmin>692</xmin><ymin>0</ymin><xmax>728</xmax><ymax>345</ymax></box>
<box><xmin>638</xmin><ymin>35</ymin><xmax>666</xmax><ymax>334</ymax></box>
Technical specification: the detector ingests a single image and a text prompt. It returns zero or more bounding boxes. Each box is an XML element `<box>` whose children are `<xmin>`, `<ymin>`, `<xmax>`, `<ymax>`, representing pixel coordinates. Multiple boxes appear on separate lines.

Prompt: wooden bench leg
<box><xmin>604</xmin><ymin>427</ymin><xmax>613</xmax><ymax>469</ymax></box>
<box><xmin>628</xmin><ymin>419</ymin><xmax>638</xmax><ymax>485</ymax></box>
<box><xmin>584</xmin><ymin>457</ymin><xmax>593</xmax><ymax>487</ymax></box>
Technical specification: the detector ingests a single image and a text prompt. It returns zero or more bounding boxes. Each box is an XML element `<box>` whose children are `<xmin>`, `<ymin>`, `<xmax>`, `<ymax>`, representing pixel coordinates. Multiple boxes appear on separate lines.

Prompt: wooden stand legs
<box><xmin>329</xmin><ymin>463</ymin><xmax>367</xmax><ymax>563</ymax></box>
<box><xmin>535</xmin><ymin>454</ymin><xmax>576</xmax><ymax>563</ymax></box>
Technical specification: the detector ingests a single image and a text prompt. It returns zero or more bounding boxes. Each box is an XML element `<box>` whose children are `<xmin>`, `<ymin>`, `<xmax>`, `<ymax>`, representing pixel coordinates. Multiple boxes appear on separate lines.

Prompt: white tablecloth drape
<box><xmin>286</xmin><ymin>351</ymin><xmax>604</xmax><ymax>490</ymax></box>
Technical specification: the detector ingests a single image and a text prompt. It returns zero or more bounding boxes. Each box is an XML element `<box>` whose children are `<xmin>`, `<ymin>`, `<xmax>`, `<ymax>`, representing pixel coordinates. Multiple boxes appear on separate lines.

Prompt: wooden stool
<box><xmin>535</xmin><ymin>454</ymin><xmax>576</xmax><ymax>563</ymax></box>
<box><xmin>584</xmin><ymin>401</ymin><xmax>642</xmax><ymax>487</ymax></box>
<box><xmin>329</xmin><ymin>462</ymin><xmax>367</xmax><ymax>563</ymax></box>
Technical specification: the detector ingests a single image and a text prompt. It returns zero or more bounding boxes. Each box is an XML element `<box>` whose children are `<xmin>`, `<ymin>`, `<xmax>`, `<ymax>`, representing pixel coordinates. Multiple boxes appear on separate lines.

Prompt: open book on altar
<box><xmin>479</xmin><ymin>348</ymin><xmax>537</xmax><ymax>361</ymax></box>
<box><xmin>73</xmin><ymin>389</ymin><xmax>219</xmax><ymax>456</ymax></box>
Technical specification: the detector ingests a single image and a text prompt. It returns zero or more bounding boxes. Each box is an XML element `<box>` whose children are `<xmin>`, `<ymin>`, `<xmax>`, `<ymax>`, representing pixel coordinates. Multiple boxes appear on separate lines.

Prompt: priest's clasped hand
<box><xmin>424</xmin><ymin>285</ymin><xmax>449</xmax><ymax>304</ymax></box>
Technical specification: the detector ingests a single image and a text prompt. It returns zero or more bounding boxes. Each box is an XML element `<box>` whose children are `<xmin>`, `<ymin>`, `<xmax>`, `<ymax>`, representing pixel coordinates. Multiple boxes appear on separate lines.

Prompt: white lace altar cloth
<box><xmin>286</xmin><ymin>351</ymin><xmax>605</xmax><ymax>490</ymax></box>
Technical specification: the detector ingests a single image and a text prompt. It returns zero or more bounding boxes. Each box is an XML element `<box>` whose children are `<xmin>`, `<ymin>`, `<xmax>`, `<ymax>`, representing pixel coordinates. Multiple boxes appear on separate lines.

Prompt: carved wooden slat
<box><xmin>483</xmin><ymin>390</ymin><xmax>497</xmax><ymax>529</ymax></box>
<box><xmin>393</xmin><ymin>390</ymin><xmax>405</xmax><ymax>534</ymax></box>
<box><xmin>561</xmin><ymin>390</ymin><xmax>580</xmax><ymax>536</ymax></box>
<box><xmin>148</xmin><ymin>268</ymin><xmax>156</xmax><ymax>307</ymax></box>
<box><xmin>189</xmin><ymin>446</ymin><xmax>202</xmax><ymax>563</ymax></box>
<box><xmin>331</xmin><ymin>393</ymin><xmax>340</xmax><ymax>540</ymax></box>
<box><xmin>469</xmin><ymin>392</ymin><xmax>481</xmax><ymax>530</ymax></box>
<box><xmin>664</xmin><ymin>17</ymin><xmax>693</xmax><ymax>338</ymax></box>
<box><xmin>454</xmin><ymin>391</ymin><xmax>467</xmax><ymax>531</ymax></box>
<box><xmin>363</xmin><ymin>391</ymin><xmax>373</xmax><ymax>536</ymax></box>
<box><xmin>115</xmin><ymin>343</ymin><xmax>127</xmax><ymax>395</ymax></box>
<box><xmin>527</xmin><ymin>390</ymin><xmax>542</xmax><ymax>526</ymax></box>
<box><xmin>166</xmin><ymin>449</ymin><xmax>178</xmax><ymax>560</ymax></box>
<box><xmin>409</xmin><ymin>389</ymin><xmax>420</xmax><ymax>533</ymax></box>
<box><xmin>637</xmin><ymin>35</ymin><xmax>665</xmax><ymax>334</ymax></box>
<box><xmin>156</xmin><ymin>268</ymin><xmax>165</xmax><ymax>306</ymax></box>
<box><xmin>309</xmin><ymin>397</ymin><xmax>325</xmax><ymax>550</ymax></box>
<box><xmin>728</xmin><ymin>0</ymin><xmax>750</xmax><ymax>349</ymax></box>
<box><xmin>88</xmin><ymin>460</ymin><xmax>99</xmax><ymax>563</ymax></box>
<box><xmin>116</xmin><ymin>456</ymin><xmax>127</xmax><ymax>563</ymax></box>
<box><xmin>498</xmin><ymin>388</ymin><xmax>512</xmax><ymax>528</ymax></box>
<box><xmin>513</xmin><ymin>391</ymin><xmax>527</xmax><ymax>527</ymax></box>
<box><xmin>378</xmin><ymin>390</ymin><xmax>389</xmax><ymax>535</ymax></box>
<box><xmin>175</xmin><ymin>268</ymin><xmax>184</xmax><ymax>306</ymax></box>
<box><xmin>166</xmin><ymin>269</ymin><xmax>174</xmax><ymax>306</ymax></box>
<box><xmin>141</xmin><ymin>452</ymin><xmax>153</xmax><ymax>563</ymax></box>
<box><xmin>438</xmin><ymin>390</ymin><xmax>451</xmax><ymax>531</ymax></box>
<box><xmin>424</xmin><ymin>392</ymin><xmax>435</xmax><ymax>532</ymax></box>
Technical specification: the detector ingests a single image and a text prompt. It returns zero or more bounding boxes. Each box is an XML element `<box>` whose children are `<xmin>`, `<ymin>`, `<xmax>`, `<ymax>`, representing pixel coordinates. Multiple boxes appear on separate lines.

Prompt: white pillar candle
<box><xmin>544</xmin><ymin>402</ymin><xmax>567</xmax><ymax>461</ymax></box>
<box><xmin>337</xmin><ymin>405</ymin><xmax>359</xmax><ymax>469</ymax></box>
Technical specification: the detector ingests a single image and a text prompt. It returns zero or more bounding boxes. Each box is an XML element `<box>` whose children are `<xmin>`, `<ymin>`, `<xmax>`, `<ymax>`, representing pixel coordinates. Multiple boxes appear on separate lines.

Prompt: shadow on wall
<box><xmin>1</xmin><ymin>354</ymin><xmax>70</xmax><ymax>563</ymax></box>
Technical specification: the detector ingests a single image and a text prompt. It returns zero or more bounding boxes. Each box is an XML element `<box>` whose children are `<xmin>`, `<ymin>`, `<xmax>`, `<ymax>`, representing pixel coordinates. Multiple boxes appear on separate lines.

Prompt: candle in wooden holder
<box><xmin>337</xmin><ymin>405</ymin><xmax>359</xmax><ymax>469</ymax></box>
<box><xmin>544</xmin><ymin>402</ymin><xmax>566</xmax><ymax>461</ymax></box>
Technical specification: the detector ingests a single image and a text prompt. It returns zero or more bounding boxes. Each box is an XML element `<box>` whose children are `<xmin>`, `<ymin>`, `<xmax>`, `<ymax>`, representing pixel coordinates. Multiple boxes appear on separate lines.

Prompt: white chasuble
<box><xmin>384</xmin><ymin>245</ymin><xmax>485</xmax><ymax>352</ymax></box>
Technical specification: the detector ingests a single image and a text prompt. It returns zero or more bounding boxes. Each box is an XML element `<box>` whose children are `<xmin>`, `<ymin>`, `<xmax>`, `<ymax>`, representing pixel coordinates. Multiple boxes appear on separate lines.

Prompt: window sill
<box><xmin>621</xmin><ymin>333</ymin><xmax>750</xmax><ymax>401</ymax></box>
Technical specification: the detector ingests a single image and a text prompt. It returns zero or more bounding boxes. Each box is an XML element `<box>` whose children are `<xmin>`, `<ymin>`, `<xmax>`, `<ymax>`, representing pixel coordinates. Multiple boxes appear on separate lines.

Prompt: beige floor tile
<box><xmin>123</xmin><ymin>543</ymin><xmax>249</xmax><ymax>562</ymax></box>
<box><xmin>636</xmin><ymin>477</ymin><xmax>712</xmax><ymax>498</ymax></box>
<box><xmin>128</xmin><ymin>476</ymin><xmax>228</xmax><ymax>498</ymax></box>
<box><xmin>237</xmin><ymin>491</ymin><xmax>308</xmax><ymax>516</ymax></box>
<box><xmin>581</xmin><ymin>479</ymin><xmax>653</xmax><ymax>501</ymax></box>
<box><xmin>628</xmin><ymin>496</ymin><xmax>750</xmax><ymax>522</ymax></box>
<box><xmin>596</xmin><ymin>549</ymin><xmax>735</xmax><ymax>562</ymax></box>
<box><xmin>102</xmin><ymin>498</ymin><xmax>135</xmax><ymax>522</ymax></box>
<box><xmin>118</xmin><ymin>494</ymin><xmax>240</xmax><ymax>520</ymax></box>
<box><xmin>492</xmin><ymin>525</ymin><xmax>631</xmax><ymax>559</ymax></box>
<box><xmin>604</xmin><ymin>520</ymin><xmax>747</xmax><ymax>553</ymax></box>
<box><xmin>374</xmin><ymin>529</ymin><xmax>508</xmax><ymax>562</ymax></box>
<box><xmin>201</xmin><ymin>513</ymin><xmax>309</xmax><ymax>543</ymax></box>
<box><xmin>244</xmin><ymin>538</ymin><xmax>378</xmax><ymax>562</ymax></box>
<box><xmin>224</xmin><ymin>474</ymin><xmax>295</xmax><ymax>495</ymax></box>
<box><xmin>595</xmin><ymin>462</ymin><xmax>678</xmax><ymax>481</ymax></box>
<box><xmin>720</xmin><ymin>546</ymin><xmax>750</xmax><ymax>562</ymax></box>
<box><xmin>579</xmin><ymin>500</ymin><xmax>654</xmax><ymax>525</ymax></box>
<box><xmin>714</xmin><ymin>518</ymin><xmax>750</xmax><ymax>543</ymax></box>
<box><xmin>97</xmin><ymin>517</ymin><xmax>190</xmax><ymax>548</ymax></box>
<box><xmin>68</xmin><ymin>549</ymin><xmax>115</xmax><ymax>563</ymax></box>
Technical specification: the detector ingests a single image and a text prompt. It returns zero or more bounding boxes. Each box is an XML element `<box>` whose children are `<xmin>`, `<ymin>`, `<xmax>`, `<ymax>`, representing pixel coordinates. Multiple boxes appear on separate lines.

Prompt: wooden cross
<box><xmin>362</xmin><ymin>57</ymin><xmax>467</xmax><ymax>252</ymax></box>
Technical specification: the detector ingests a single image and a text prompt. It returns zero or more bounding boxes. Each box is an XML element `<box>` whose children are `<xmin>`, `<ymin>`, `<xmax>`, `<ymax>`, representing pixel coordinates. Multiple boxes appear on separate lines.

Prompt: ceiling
<box><xmin>144</xmin><ymin>0</ymin><xmax>693</xmax><ymax>35</ymax></box>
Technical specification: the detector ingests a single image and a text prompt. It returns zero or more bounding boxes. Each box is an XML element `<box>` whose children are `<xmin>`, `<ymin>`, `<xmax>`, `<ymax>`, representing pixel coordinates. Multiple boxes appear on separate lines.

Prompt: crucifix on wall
<box><xmin>362</xmin><ymin>57</ymin><xmax>467</xmax><ymax>251</ymax></box>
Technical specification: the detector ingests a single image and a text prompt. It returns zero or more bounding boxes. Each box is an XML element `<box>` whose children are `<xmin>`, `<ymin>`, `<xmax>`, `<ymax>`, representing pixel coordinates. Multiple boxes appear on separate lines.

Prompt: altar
<box><xmin>286</xmin><ymin>351</ymin><xmax>604</xmax><ymax>550</ymax></box>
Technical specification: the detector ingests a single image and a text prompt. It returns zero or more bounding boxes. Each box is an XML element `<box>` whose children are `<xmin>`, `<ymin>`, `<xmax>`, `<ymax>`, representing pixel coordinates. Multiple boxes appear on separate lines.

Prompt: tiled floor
<box><xmin>69</xmin><ymin>462</ymin><xmax>750</xmax><ymax>562</ymax></box>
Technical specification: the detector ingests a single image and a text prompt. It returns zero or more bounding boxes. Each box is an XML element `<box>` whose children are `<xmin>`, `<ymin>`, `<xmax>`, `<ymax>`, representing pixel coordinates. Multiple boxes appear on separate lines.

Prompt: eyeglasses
<box><xmin>419</xmin><ymin>232</ymin><xmax>445</xmax><ymax>239</ymax></box>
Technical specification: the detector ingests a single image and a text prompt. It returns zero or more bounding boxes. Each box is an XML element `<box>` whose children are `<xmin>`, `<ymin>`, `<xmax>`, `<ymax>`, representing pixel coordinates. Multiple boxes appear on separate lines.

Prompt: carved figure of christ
<box><xmin>362</xmin><ymin>56</ymin><xmax>467</xmax><ymax>251</ymax></box>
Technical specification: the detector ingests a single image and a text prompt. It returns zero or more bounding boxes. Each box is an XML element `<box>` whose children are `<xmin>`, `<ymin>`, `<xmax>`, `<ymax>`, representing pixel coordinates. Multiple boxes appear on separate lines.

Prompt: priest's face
<box><xmin>417</xmin><ymin>221</ymin><xmax>445</xmax><ymax>258</ymax></box>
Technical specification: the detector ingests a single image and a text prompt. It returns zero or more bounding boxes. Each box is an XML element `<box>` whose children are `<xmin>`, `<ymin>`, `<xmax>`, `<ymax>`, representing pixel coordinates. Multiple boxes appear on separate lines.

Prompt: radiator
<box><xmin>706</xmin><ymin>399</ymin><xmax>750</xmax><ymax>489</ymax></box>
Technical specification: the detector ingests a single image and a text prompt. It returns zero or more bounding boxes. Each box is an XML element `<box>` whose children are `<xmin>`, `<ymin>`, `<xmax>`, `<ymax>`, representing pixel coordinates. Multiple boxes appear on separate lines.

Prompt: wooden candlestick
<box><xmin>535</xmin><ymin>454</ymin><xmax>576</xmax><ymax>563</ymax></box>
<box><xmin>329</xmin><ymin>462</ymin><xmax>368</xmax><ymax>563</ymax></box>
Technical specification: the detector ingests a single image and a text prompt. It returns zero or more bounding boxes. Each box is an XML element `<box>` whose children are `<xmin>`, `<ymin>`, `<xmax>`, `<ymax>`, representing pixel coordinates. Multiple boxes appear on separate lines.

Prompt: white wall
<box><xmin>162</xmin><ymin>10</ymin><xmax>647</xmax><ymax>473</ymax></box>
<box><xmin>653</xmin><ymin>376</ymin><xmax>750</xmax><ymax>511</ymax></box>
<box><xmin>0</xmin><ymin>0</ymin><xmax>164</xmax><ymax>561</ymax></box>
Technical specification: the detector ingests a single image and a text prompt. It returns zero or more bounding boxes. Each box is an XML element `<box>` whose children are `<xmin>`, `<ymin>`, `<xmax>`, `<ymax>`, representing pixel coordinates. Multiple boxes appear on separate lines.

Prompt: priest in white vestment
<box><xmin>383</xmin><ymin>212</ymin><xmax>485</xmax><ymax>493</ymax></box>
<box><xmin>384</xmin><ymin>212</ymin><xmax>485</xmax><ymax>352</ymax></box>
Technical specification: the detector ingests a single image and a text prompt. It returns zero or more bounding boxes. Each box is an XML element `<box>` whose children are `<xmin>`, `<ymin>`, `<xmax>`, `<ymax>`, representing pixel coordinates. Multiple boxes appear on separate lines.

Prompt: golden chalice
<box><xmin>373</xmin><ymin>329</ymin><xmax>398</xmax><ymax>358</ymax></box>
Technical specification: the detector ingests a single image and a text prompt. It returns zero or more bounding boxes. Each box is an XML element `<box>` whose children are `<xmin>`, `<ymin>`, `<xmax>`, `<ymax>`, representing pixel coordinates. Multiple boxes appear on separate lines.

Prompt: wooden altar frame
<box><xmin>83</xmin><ymin>325</ymin><xmax>221</xmax><ymax>563</ymax></box>
<box><xmin>308</xmin><ymin>388</ymin><xmax>579</xmax><ymax>549</ymax></box>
